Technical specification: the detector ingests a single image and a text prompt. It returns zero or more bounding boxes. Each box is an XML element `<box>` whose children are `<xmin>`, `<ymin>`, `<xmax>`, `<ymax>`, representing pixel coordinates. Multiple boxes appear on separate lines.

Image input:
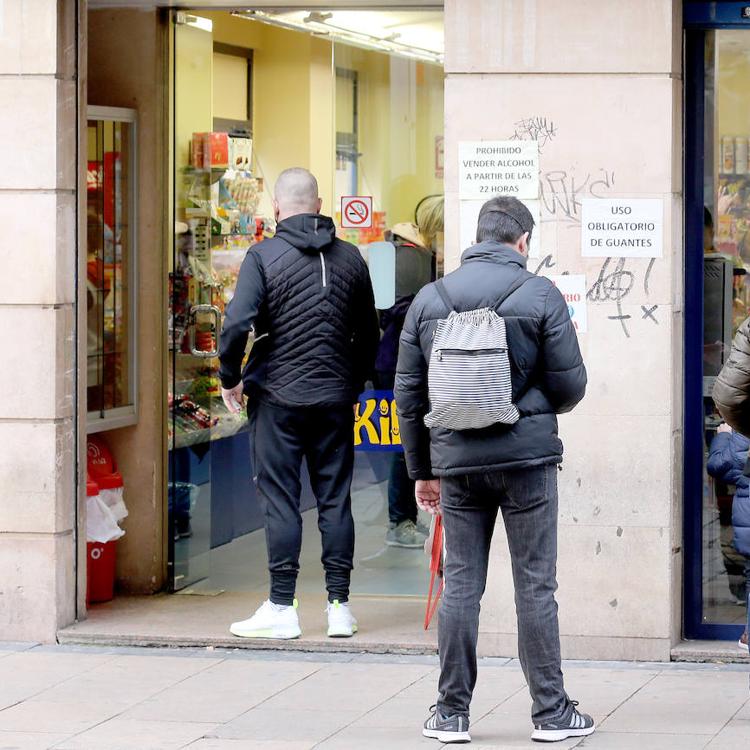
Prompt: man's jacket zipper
<box><xmin>320</xmin><ymin>252</ymin><xmax>327</xmax><ymax>287</ymax></box>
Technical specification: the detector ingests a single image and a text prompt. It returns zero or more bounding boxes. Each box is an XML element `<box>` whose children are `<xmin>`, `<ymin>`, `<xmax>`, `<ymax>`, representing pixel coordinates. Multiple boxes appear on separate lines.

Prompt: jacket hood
<box><xmin>275</xmin><ymin>213</ymin><xmax>336</xmax><ymax>253</ymax></box>
<box><xmin>461</xmin><ymin>241</ymin><xmax>528</xmax><ymax>268</ymax></box>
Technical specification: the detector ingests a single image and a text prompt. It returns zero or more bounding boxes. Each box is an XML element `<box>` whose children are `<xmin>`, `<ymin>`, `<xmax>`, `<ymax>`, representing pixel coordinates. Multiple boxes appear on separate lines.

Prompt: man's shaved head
<box><xmin>273</xmin><ymin>168</ymin><xmax>321</xmax><ymax>220</ymax></box>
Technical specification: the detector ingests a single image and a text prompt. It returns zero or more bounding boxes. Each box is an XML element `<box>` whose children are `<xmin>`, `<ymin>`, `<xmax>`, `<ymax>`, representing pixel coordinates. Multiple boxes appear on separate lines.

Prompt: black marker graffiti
<box><xmin>643</xmin><ymin>258</ymin><xmax>656</xmax><ymax>296</ymax></box>
<box><xmin>641</xmin><ymin>305</ymin><xmax>659</xmax><ymax>324</ymax></box>
<box><xmin>587</xmin><ymin>257</ymin><xmax>660</xmax><ymax>337</ymax></box>
<box><xmin>541</xmin><ymin>168</ymin><xmax>616</xmax><ymax>224</ymax></box>
<box><xmin>587</xmin><ymin>258</ymin><xmax>635</xmax><ymax>303</ymax></box>
<box><xmin>533</xmin><ymin>254</ymin><xmax>556</xmax><ymax>275</ymax></box>
<box><xmin>510</xmin><ymin>116</ymin><xmax>558</xmax><ymax>150</ymax></box>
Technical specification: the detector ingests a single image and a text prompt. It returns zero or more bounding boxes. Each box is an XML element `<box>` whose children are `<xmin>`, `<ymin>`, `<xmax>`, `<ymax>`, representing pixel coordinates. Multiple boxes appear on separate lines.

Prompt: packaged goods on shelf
<box><xmin>191</xmin><ymin>132</ymin><xmax>229</xmax><ymax>169</ymax></box>
<box><xmin>228</xmin><ymin>134</ymin><xmax>252</xmax><ymax>171</ymax></box>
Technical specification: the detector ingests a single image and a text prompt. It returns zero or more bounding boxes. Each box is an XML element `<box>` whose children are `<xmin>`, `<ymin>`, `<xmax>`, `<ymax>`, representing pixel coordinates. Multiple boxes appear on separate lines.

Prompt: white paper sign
<box><xmin>546</xmin><ymin>275</ymin><xmax>587</xmax><ymax>333</ymax></box>
<box><xmin>459</xmin><ymin>199</ymin><xmax>541</xmax><ymax>258</ymax></box>
<box><xmin>581</xmin><ymin>198</ymin><xmax>663</xmax><ymax>258</ymax></box>
<box><xmin>458</xmin><ymin>141</ymin><xmax>539</xmax><ymax>199</ymax></box>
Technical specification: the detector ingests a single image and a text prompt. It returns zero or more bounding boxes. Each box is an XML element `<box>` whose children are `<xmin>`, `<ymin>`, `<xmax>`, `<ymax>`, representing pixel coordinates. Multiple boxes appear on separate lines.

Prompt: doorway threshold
<box><xmin>671</xmin><ymin>640</ymin><xmax>749</xmax><ymax>664</ymax></box>
<box><xmin>58</xmin><ymin>592</ymin><xmax>437</xmax><ymax>655</ymax></box>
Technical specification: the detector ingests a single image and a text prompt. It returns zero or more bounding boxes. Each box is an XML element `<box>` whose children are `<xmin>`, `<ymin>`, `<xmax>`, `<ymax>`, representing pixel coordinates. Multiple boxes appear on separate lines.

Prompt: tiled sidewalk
<box><xmin>0</xmin><ymin>642</ymin><xmax>747</xmax><ymax>749</ymax></box>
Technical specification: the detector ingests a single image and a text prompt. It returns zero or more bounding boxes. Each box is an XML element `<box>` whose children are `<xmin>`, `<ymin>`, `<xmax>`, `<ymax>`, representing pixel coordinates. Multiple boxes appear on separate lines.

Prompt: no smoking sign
<box><xmin>341</xmin><ymin>195</ymin><xmax>373</xmax><ymax>229</ymax></box>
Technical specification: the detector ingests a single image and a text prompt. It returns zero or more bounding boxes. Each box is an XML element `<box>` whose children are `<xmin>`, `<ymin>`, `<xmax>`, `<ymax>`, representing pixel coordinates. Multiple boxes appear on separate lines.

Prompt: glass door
<box><xmin>166</xmin><ymin>8</ymin><xmax>444</xmax><ymax>599</ymax></box>
<box><xmin>169</xmin><ymin>16</ymin><xmax>216</xmax><ymax>590</ymax></box>
<box><xmin>685</xmin><ymin>5</ymin><xmax>750</xmax><ymax>640</ymax></box>
<box><xmin>169</xmin><ymin>15</ymin><xmax>256</xmax><ymax>590</ymax></box>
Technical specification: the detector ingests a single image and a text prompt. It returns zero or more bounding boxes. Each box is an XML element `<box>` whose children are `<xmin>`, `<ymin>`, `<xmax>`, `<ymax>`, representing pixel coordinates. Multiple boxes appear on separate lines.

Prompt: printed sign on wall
<box><xmin>581</xmin><ymin>198</ymin><xmax>663</xmax><ymax>258</ymax></box>
<box><xmin>459</xmin><ymin>199</ymin><xmax>541</xmax><ymax>258</ymax></box>
<box><xmin>458</xmin><ymin>140</ymin><xmax>539</xmax><ymax>199</ymax></box>
<box><xmin>341</xmin><ymin>195</ymin><xmax>373</xmax><ymax>229</ymax></box>
<box><xmin>545</xmin><ymin>275</ymin><xmax>588</xmax><ymax>333</ymax></box>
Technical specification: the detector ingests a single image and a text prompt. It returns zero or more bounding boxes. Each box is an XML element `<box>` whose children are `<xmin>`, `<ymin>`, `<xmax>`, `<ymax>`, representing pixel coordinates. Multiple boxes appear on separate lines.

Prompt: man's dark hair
<box><xmin>476</xmin><ymin>196</ymin><xmax>534</xmax><ymax>244</ymax></box>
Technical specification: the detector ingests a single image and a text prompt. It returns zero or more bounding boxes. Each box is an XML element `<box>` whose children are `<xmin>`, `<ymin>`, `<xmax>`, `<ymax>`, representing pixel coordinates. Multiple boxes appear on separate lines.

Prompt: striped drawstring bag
<box><xmin>424</xmin><ymin>275</ymin><xmax>530</xmax><ymax>431</ymax></box>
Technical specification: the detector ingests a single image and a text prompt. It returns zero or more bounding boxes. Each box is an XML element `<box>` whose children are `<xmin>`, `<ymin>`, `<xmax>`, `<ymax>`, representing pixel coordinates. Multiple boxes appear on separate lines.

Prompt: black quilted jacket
<box><xmin>394</xmin><ymin>242</ymin><xmax>587</xmax><ymax>478</ymax></box>
<box><xmin>218</xmin><ymin>213</ymin><xmax>379</xmax><ymax>407</ymax></box>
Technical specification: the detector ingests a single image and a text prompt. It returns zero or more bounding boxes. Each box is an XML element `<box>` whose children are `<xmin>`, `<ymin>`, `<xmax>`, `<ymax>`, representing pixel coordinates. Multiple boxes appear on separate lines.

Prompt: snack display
<box><xmin>169</xmin><ymin>130</ymin><xmax>270</xmax><ymax>449</ymax></box>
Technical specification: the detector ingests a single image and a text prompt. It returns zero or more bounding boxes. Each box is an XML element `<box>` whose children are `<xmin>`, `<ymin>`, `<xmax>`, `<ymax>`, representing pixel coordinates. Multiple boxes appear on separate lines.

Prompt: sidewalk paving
<box><xmin>0</xmin><ymin>642</ymin><xmax>747</xmax><ymax>750</ymax></box>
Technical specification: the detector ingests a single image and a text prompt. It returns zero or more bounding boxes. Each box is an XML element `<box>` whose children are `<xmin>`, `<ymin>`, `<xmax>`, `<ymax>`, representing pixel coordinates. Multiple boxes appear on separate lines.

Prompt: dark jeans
<box><xmin>374</xmin><ymin>370</ymin><xmax>417</xmax><ymax>525</ymax></box>
<box><xmin>250</xmin><ymin>400</ymin><xmax>355</xmax><ymax>606</ymax></box>
<box><xmin>437</xmin><ymin>464</ymin><xmax>569</xmax><ymax>724</ymax></box>
<box><xmin>388</xmin><ymin>453</ymin><xmax>417</xmax><ymax>525</ymax></box>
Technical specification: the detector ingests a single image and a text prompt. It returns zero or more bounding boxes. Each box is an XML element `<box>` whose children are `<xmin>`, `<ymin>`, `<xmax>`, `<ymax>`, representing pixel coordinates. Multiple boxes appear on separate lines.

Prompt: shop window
<box><xmin>698</xmin><ymin>30</ymin><xmax>750</xmax><ymax>630</ymax></box>
<box><xmin>87</xmin><ymin>107</ymin><xmax>138</xmax><ymax>432</ymax></box>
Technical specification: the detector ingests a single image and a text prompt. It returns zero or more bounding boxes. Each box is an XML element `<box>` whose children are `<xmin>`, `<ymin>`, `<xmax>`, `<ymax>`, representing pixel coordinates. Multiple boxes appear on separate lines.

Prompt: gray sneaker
<box><xmin>531</xmin><ymin>701</ymin><xmax>595</xmax><ymax>742</ymax></box>
<box><xmin>386</xmin><ymin>520</ymin><xmax>428</xmax><ymax>548</ymax></box>
<box><xmin>423</xmin><ymin>705</ymin><xmax>471</xmax><ymax>744</ymax></box>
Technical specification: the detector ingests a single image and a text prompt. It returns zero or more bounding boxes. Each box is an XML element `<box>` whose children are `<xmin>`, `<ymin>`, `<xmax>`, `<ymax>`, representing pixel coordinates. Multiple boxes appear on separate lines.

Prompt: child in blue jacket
<box><xmin>707</xmin><ymin>423</ymin><xmax>750</xmax><ymax>652</ymax></box>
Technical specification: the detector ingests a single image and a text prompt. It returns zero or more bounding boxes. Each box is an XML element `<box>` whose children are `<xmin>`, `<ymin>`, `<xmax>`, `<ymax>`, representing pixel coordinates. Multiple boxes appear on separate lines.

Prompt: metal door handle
<box><xmin>189</xmin><ymin>304</ymin><xmax>221</xmax><ymax>358</ymax></box>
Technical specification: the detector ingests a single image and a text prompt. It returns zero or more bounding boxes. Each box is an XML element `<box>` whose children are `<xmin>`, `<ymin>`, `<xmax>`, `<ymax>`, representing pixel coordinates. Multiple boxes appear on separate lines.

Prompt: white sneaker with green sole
<box><xmin>230</xmin><ymin>599</ymin><xmax>301</xmax><ymax>639</ymax></box>
<box><xmin>327</xmin><ymin>599</ymin><xmax>358</xmax><ymax>637</ymax></box>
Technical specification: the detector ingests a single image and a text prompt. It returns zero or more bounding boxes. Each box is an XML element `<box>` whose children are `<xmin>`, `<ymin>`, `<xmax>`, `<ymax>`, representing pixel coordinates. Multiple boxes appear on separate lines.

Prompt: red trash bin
<box><xmin>86</xmin><ymin>476</ymin><xmax>118</xmax><ymax>606</ymax></box>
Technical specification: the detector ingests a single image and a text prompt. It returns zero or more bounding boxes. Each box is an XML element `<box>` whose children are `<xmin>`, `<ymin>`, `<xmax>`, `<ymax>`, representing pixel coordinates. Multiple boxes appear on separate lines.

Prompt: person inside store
<box><xmin>712</xmin><ymin>319</ymin><xmax>750</xmax><ymax>654</ymax></box>
<box><xmin>706</xmin><ymin>421</ymin><xmax>750</xmax><ymax>653</ymax></box>
<box><xmin>395</xmin><ymin>196</ymin><xmax>594</xmax><ymax>743</ymax></box>
<box><xmin>219</xmin><ymin>167</ymin><xmax>379</xmax><ymax>640</ymax></box>
<box><xmin>375</xmin><ymin>221</ymin><xmax>434</xmax><ymax>549</ymax></box>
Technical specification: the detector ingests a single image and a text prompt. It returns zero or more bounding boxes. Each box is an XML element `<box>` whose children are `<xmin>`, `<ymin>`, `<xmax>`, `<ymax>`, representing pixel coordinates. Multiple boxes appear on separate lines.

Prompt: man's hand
<box><xmin>221</xmin><ymin>384</ymin><xmax>246</xmax><ymax>414</ymax></box>
<box><xmin>415</xmin><ymin>479</ymin><xmax>441</xmax><ymax>515</ymax></box>
<box><xmin>717</xmin><ymin>422</ymin><xmax>732</xmax><ymax>434</ymax></box>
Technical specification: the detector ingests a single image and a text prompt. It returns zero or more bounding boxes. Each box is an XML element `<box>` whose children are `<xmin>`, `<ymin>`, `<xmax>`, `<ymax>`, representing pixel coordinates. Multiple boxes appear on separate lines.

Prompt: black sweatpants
<box><xmin>250</xmin><ymin>400</ymin><xmax>355</xmax><ymax>605</ymax></box>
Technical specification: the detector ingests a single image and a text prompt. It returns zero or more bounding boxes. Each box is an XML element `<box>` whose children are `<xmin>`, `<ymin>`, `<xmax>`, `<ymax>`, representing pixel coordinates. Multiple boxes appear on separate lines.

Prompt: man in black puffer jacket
<box><xmin>219</xmin><ymin>168</ymin><xmax>379</xmax><ymax>641</ymax></box>
<box><xmin>396</xmin><ymin>196</ymin><xmax>591</xmax><ymax>745</ymax></box>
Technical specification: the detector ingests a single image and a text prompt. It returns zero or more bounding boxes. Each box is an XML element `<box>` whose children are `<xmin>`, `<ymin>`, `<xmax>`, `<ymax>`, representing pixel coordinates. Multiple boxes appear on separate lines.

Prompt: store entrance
<box><xmin>169</xmin><ymin>8</ymin><xmax>445</xmax><ymax>612</ymax></box>
<box><xmin>685</xmin><ymin>6</ymin><xmax>750</xmax><ymax>642</ymax></box>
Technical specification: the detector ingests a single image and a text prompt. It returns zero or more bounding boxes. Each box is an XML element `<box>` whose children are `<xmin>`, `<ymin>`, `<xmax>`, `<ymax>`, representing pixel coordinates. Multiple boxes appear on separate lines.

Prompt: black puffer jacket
<box><xmin>394</xmin><ymin>242</ymin><xmax>587</xmax><ymax>478</ymax></box>
<box><xmin>219</xmin><ymin>213</ymin><xmax>379</xmax><ymax>407</ymax></box>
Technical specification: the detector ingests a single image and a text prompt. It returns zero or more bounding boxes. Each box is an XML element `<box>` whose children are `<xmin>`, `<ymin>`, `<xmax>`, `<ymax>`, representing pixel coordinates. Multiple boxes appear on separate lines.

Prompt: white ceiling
<box><xmin>90</xmin><ymin>1</ymin><xmax>443</xmax><ymax>9</ymax></box>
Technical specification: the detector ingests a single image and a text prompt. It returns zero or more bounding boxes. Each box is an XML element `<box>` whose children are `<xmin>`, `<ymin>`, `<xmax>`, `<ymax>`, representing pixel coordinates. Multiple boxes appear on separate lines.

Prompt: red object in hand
<box><xmin>424</xmin><ymin>514</ymin><xmax>444</xmax><ymax>630</ymax></box>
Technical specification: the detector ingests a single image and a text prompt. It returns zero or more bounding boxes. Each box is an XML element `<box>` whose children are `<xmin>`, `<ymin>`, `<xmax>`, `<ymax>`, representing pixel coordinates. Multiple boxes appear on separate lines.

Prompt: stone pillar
<box><xmin>444</xmin><ymin>0</ymin><xmax>682</xmax><ymax>660</ymax></box>
<box><xmin>0</xmin><ymin>0</ymin><xmax>80</xmax><ymax>641</ymax></box>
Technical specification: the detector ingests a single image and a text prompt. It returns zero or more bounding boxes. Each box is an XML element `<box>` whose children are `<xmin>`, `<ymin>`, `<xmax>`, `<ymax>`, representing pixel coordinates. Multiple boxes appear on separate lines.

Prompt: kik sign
<box><xmin>354</xmin><ymin>390</ymin><xmax>403</xmax><ymax>452</ymax></box>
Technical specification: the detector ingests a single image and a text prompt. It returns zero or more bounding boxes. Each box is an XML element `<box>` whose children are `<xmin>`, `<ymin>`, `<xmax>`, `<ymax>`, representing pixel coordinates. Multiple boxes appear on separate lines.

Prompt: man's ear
<box><xmin>316</xmin><ymin>198</ymin><xmax>323</xmax><ymax>213</ymax></box>
<box><xmin>272</xmin><ymin>199</ymin><xmax>280</xmax><ymax>220</ymax></box>
<box><xmin>517</xmin><ymin>231</ymin><xmax>530</xmax><ymax>257</ymax></box>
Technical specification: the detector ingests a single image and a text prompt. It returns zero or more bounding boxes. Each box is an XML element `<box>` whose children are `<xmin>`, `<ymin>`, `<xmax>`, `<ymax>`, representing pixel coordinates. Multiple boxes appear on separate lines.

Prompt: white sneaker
<box><xmin>230</xmin><ymin>599</ymin><xmax>301</xmax><ymax>639</ymax></box>
<box><xmin>327</xmin><ymin>599</ymin><xmax>358</xmax><ymax>637</ymax></box>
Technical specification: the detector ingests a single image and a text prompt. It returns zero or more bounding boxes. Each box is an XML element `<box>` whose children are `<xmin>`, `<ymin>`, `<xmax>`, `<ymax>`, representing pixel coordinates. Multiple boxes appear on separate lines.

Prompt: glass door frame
<box><xmin>684</xmin><ymin>1</ymin><xmax>750</xmax><ymax>640</ymax></box>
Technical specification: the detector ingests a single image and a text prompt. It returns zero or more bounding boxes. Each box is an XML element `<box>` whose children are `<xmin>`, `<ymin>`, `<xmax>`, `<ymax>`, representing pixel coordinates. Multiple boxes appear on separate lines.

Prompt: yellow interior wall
<box><xmin>213</xmin><ymin>53</ymin><xmax>247</xmax><ymax>121</ymax></box>
<box><xmin>183</xmin><ymin>11</ymin><xmax>443</xmax><ymax>229</ymax></box>
<box><xmin>717</xmin><ymin>41</ymin><xmax>750</xmax><ymax>139</ymax></box>
<box><xmin>175</xmin><ymin>22</ymin><xmax>213</xmax><ymax>172</ymax></box>
<box><xmin>335</xmin><ymin>45</ymin><xmax>444</xmax><ymax>228</ymax></box>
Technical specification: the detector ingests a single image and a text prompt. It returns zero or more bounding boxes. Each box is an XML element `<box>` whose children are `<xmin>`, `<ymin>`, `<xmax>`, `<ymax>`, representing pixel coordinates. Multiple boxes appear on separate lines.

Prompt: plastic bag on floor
<box><xmin>99</xmin><ymin>487</ymin><xmax>128</xmax><ymax>523</ymax></box>
<box><xmin>87</xmin><ymin>493</ymin><xmax>126</xmax><ymax>543</ymax></box>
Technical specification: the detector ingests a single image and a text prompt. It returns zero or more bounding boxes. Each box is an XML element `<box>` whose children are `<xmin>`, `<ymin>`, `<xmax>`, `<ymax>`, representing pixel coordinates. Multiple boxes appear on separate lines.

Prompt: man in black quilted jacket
<box><xmin>395</xmin><ymin>196</ymin><xmax>592</xmax><ymax>744</ymax></box>
<box><xmin>219</xmin><ymin>168</ymin><xmax>379</xmax><ymax>641</ymax></box>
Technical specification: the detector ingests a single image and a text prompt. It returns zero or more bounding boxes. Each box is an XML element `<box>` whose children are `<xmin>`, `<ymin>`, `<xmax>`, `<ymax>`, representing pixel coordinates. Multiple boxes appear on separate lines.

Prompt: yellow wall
<box><xmin>183</xmin><ymin>11</ymin><xmax>443</xmax><ymax>229</ymax></box>
<box><xmin>175</xmin><ymin>22</ymin><xmax>213</xmax><ymax>173</ymax></box>
<box><xmin>334</xmin><ymin>45</ymin><xmax>444</xmax><ymax>228</ymax></box>
<box><xmin>717</xmin><ymin>38</ymin><xmax>750</xmax><ymax>138</ymax></box>
<box><xmin>213</xmin><ymin>53</ymin><xmax>247</xmax><ymax>121</ymax></box>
